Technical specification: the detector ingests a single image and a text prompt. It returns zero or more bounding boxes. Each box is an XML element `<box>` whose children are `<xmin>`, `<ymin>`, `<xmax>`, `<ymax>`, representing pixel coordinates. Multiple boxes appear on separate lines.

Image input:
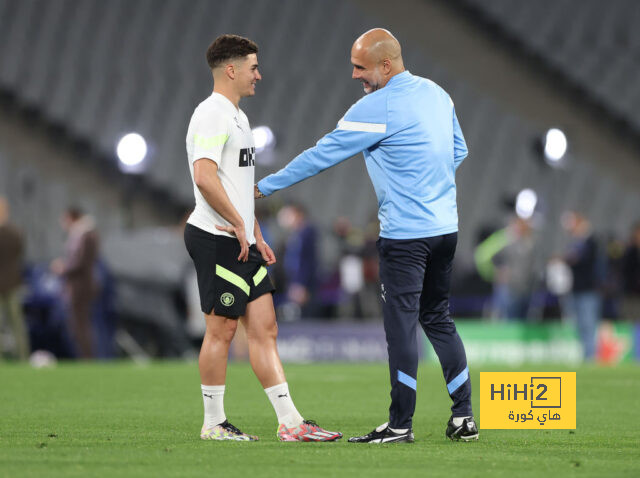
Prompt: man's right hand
<box><xmin>215</xmin><ymin>224</ymin><xmax>250</xmax><ymax>262</ymax></box>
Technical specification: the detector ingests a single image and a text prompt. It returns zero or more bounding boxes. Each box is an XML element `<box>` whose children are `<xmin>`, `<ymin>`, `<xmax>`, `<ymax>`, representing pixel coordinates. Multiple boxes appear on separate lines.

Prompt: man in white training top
<box><xmin>184</xmin><ymin>34</ymin><xmax>341</xmax><ymax>442</ymax></box>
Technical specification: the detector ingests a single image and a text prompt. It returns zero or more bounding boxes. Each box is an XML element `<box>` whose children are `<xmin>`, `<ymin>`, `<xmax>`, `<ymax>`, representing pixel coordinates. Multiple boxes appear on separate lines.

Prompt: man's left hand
<box><xmin>256</xmin><ymin>240</ymin><xmax>276</xmax><ymax>265</ymax></box>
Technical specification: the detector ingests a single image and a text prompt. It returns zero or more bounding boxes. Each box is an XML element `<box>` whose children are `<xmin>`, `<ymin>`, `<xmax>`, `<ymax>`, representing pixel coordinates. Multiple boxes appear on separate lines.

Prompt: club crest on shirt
<box><xmin>239</xmin><ymin>147</ymin><xmax>256</xmax><ymax>167</ymax></box>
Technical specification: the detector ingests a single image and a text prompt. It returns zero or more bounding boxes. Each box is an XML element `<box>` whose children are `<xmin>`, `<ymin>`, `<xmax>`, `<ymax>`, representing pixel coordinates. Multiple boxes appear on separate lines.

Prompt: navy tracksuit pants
<box><xmin>377</xmin><ymin>233</ymin><xmax>473</xmax><ymax>429</ymax></box>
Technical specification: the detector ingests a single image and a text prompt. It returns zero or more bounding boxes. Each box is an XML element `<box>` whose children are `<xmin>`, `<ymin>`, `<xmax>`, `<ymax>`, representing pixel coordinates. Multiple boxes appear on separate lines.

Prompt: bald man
<box><xmin>256</xmin><ymin>29</ymin><xmax>477</xmax><ymax>443</ymax></box>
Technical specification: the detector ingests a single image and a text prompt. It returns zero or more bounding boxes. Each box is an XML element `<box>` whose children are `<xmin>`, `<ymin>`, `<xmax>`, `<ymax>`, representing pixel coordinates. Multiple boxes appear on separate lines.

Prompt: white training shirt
<box><xmin>186</xmin><ymin>92</ymin><xmax>256</xmax><ymax>244</ymax></box>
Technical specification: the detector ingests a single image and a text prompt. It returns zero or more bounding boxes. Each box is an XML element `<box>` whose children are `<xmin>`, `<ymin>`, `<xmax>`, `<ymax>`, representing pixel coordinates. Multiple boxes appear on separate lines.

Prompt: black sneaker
<box><xmin>446</xmin><ymin>416</ymin><xmax>479</xmax><ymax>441</ymax></box>
<box><xmin>348</xmin><ymin>422</ymin><xmax>414</xmax><ymax>443</ymax></box>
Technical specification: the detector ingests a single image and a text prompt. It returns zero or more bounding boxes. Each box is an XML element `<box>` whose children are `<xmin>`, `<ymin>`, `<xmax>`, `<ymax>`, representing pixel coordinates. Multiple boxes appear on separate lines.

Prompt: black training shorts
<box><xmin>184</xmin><ymin>223</ymin><xmax>275</xmax><ymax>318</ymax></box>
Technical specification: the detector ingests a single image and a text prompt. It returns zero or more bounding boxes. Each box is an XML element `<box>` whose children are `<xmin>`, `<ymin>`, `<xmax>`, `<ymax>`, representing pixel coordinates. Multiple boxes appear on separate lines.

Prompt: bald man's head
<box><xmin>354</xmin><ymin>29</ymin><xmax>402</xmax><ymax>62</ymax></box>
<box><xmin>351</xmin><ymin>28</ymin><xmax>404</xmax><ymax>94</ymax></box>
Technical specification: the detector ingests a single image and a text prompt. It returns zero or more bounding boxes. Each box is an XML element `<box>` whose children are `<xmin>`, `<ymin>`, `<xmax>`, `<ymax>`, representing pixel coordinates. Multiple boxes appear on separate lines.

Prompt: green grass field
<box><xmin>1</xmin><ymin>361</ymin><xmax>639</xmax><ymax>477</ymax></box>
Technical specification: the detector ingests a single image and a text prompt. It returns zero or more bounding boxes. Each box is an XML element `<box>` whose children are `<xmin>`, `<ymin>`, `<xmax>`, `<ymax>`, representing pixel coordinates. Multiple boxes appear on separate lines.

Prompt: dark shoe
<box><xmin>348</xmin><ymin>422</ymin><xmax>414</xmax><ymax>443</ymax></box>
<box><xmin>446</xmin><ymin>416</ymin><xmax>479</xmax><ymax>441</ymax></box>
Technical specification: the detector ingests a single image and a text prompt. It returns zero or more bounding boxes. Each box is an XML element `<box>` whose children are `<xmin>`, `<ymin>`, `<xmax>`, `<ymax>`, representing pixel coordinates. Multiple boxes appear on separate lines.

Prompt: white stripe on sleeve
<box><xmin>337</xmin><ymin>119</ymin><xmax>386</xmax><ymax>134</ymax></box>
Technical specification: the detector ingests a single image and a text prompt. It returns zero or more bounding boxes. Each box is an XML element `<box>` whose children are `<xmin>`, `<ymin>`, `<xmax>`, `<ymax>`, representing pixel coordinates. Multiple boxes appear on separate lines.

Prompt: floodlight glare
<box><xmin>543</xmin><ymin>128</ymin><xmax>567</xmax><ymax>163</ymax></box>
<box><xmin>515</xmin><ymin>188</ymin><xmax>537</xmax><ymax>220</ymax></box>
<box><xmin>117</xmin><ymin>133</ymin><xmax>147</xmax><ymax>167</ymax></box>
<box><xmin>546</xmin><ymin>258</ymin><xmax>573</xmax><ymax>296</ymax></box>
<box><xmin>252</xmin><ymin>125</ymin><xmax>275</xmax><ymax>153</ymax></box>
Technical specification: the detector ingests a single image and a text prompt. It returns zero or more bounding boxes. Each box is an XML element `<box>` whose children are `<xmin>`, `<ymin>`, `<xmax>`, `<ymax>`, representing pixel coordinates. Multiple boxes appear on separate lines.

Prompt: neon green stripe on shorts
<box><xmin>252</xmin><ymin>266</ymin><xmax>267</xmax><ymax>286</ymax></box>
<box><xmin>216</xmin><ymin>265</ymin><xmax>250</xmax><ymax>296</ymax></box>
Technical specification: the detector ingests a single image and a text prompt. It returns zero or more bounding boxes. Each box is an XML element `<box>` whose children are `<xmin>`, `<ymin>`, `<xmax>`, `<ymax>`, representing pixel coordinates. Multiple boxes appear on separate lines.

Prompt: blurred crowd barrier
<box><xmin>1</xmin><ymin>197</ymin><xmax>639</xmax><ymax>365</ymax></box>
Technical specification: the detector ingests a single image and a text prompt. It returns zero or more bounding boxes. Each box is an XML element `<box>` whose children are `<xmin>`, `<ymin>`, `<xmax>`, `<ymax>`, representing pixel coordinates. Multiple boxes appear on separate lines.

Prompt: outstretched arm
<box><xmin>256</xmin><ymin>96</ymin><xmax>388</xmax><ymax>197</ymax></box>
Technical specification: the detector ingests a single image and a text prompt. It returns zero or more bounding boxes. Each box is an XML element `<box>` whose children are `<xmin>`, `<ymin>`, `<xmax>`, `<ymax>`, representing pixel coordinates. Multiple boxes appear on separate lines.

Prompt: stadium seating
<box><xmin>458</xmin><ymin>0</ymin><xmax>640</xmax><ymax>133</ymax></box>
<box><xmin>1</xmin><ymin>0</ymin><xmax>639</xmax><ymax>268</ymax></box>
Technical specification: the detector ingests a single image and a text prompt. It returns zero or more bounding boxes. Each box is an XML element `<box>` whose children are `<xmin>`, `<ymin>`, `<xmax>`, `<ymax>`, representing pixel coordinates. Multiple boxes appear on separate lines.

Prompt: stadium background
<box><xmin>1</xmin><ymin>0</ymin><xmax>638</xmax><ymax>363</ymax></box>
<box><xmin>1</xmin><ymin>0</ymin><xmax>640</xmax><ymax>475</ymax></box>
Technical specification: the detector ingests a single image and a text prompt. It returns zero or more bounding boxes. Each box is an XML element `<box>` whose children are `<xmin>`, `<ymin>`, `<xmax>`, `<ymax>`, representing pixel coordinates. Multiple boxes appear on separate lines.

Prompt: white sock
<box><xmin>201</xmin><ymin>384</ymin><xmax>226</xmax><ymax>429</ymax></box>
<box><xmin>264</xmin><ymin>382</ymin><xmax>304</xmax><ymax>429</ymax></box>
<box><xmin>452</xmin><ymin>416</ymin><xmax>472</xmax><ymax>427</ymax></box>
<box><xmin>389</xmin><ymin>426</ymin><xmax>409</xmax><ymax>434</ymax></box>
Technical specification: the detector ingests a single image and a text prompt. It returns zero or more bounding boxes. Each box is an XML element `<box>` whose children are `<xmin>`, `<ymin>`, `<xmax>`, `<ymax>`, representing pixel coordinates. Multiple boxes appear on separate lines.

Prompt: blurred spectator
<box><xmin>562</xmin><ymin>211</ymin><xmax>604</xmax><ymax>361</ymax></box>
<box><xmin>474</xmin><ymin>216</ymin><xmax>536</xmax><ymax>320</ymax></box>
<box><xmin>91</xmin><ymin>259</ymin><xmax>117</xmax><ymax>358</ymax></box>
<box><xmin>360</xmin><ymin>217</ymin><xmax>382</xmax><ymax>318</ymax></box>
<box><xmin>333</xmin><ymin>216</ymin><xmax>382</xmax><ymax>319</ymax></box>
<box><xmin>333</xmin><ymin>217</ymin><xmax>365</xmax><ymax>318</ymax></box>
<box><xmin>0</xmin><ymin>197</ymin><xmax>29</xmax><ymax>360</ymax></box>
<box><xmin>621</xmin><ymin>222</ymin><xmax>640</xmax><ymax>321</ymax></box>
<box><xmin>278</xmin><ymin>204</ymin><xmax>318</xmax><ymax>319</ymax></box>
<box><xmin>51</xmin><ymin>207</ymin><xmax>99</xmax><ymax>359</ymax></box>
<box><xmin>602</xmin><ymin>234</ymin><xmax>626</xmax><ymax>319</ymax></box>
<box><xmin>22</xmin><ymin>265</ymin><xmax>76</xmax><ymax>358</ymax></box>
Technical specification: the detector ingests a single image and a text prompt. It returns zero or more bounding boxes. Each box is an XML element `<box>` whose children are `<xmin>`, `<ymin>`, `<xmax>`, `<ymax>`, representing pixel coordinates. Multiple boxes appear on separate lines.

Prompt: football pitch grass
<box><xmin>1</xmin><ymin>361</ymin><xmax>638</xmax><ymax>477</ymax></box>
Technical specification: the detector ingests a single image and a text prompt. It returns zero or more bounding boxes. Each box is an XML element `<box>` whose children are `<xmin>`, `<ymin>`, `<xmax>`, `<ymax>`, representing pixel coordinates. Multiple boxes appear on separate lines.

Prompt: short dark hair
<box><xmin>206</xmin><ymin>34</ymin><xmax>258</xmax><ymax>70</ymax></box>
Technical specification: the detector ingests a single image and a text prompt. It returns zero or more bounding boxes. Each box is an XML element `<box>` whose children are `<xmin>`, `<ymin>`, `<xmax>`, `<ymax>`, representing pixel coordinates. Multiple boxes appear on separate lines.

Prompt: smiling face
<box><xmin>234</xmin><ymin>53</ymin><xmax>261</xmax><ymax>98</ymax></box>
<box><xmin>351</xmin><ymin>44</ymin><xmax>385</xmax><ymax>94</ymax></box>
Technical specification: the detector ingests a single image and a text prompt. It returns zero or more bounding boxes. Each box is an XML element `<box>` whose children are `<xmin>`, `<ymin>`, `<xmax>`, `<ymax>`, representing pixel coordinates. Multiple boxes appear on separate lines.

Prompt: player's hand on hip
<box><xmin>256</xmin><ymin>240</ymin><xmax>276</xmax><ymax>265</ymax></box>
<box><xmin>254</xmin><ymin>184</ymin><xmax>265</xmax><ymax>199</ymax></box>
<box><xmin>215</xmin><ymin>224</ymin><xmax>250</xmax><ymax>262</ymax></box>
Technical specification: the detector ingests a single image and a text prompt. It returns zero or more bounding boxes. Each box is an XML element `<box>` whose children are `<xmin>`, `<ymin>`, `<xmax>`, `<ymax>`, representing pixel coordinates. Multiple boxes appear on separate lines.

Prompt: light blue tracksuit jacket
<box><xmin>257</xmin><ymin>70</ymin><xmax>468</xmax><ymax>239</ymax></box>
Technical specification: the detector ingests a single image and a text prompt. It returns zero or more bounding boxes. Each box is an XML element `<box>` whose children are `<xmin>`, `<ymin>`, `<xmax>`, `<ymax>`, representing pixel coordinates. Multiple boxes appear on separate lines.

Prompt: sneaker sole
<box><xmin>447</xmin><ymin>433</ymin><xmax>479</xmax><ymax>442</ymax></box>
<box><xmin>287</xmin><ymin>436</ymin><xmax>342</xmax><ymax>442</ymax></box>
<box><xmin>278</xmin><ymin>434</ymin><xmax>342</xmax><ymax>442</ymax></box>
<box><xmin>349</xmin><ymin>435</ymin><xmax>414</xmax><ymax>444</ymax></box>
<box><xmin>201</xmin><ymin>434</ymin><xmax>258</xmax><ymax>441</ymax></box>
<box><xmin>368</xmin><ymin>437</ymin><xmax>414</xmax><ymax>444</ymax></box>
